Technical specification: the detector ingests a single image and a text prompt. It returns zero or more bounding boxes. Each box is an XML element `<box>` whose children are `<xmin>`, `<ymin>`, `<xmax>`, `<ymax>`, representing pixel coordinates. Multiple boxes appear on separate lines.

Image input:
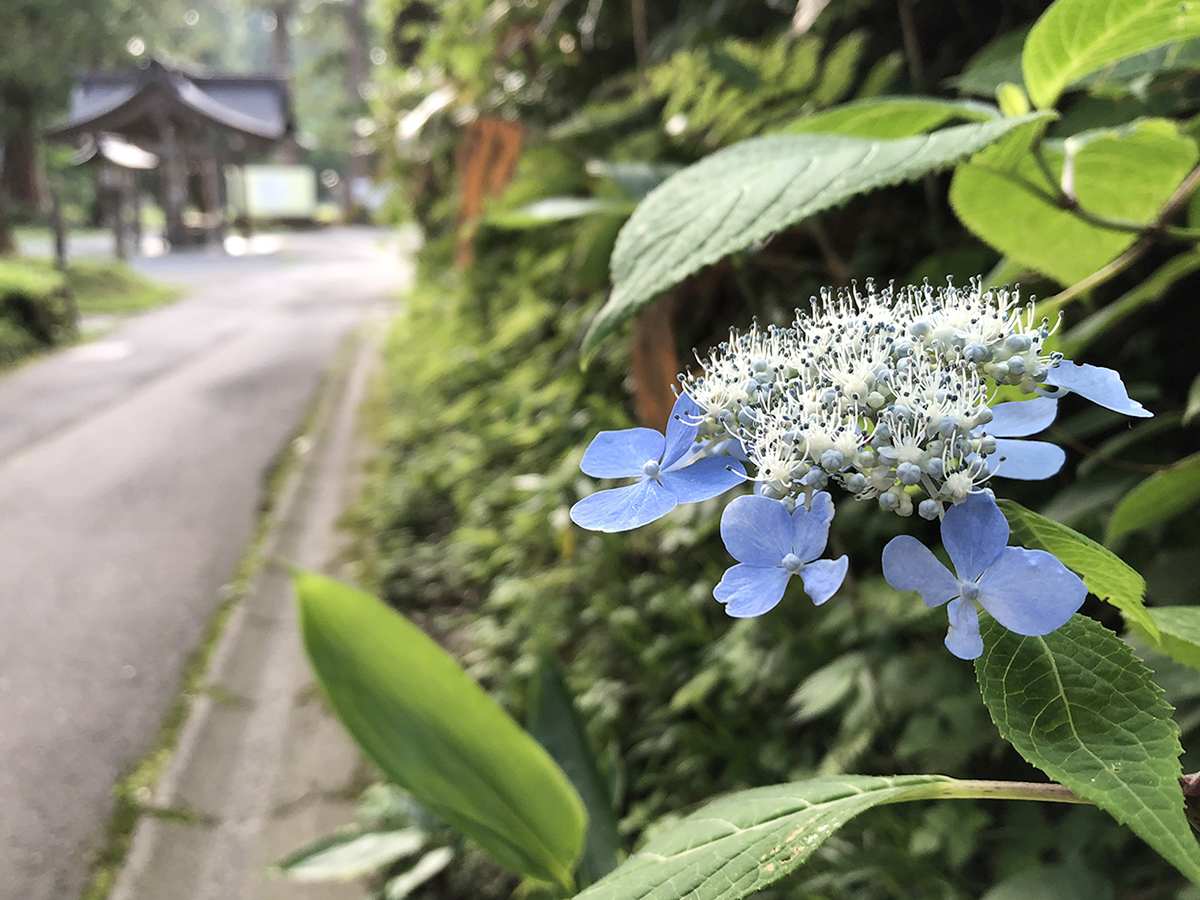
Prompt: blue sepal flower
<box><xmin>570</xmin><ymin>393</ymin><xmax>746</xmax><ymax>532</ymax></box>
<box><xmin>1042</xmin><ymin>360</ymin><xmax>1151</xmax><ymax>418</ymax></box>
<box><xmin>984</xmin><ymin>397</ymin><xmax>1066</xmax><ymax>481</ymax></box>
<box><xmin>714</xmin><ymin>492</ymin><xmax>848</xmax><ymax>617</ymax></box>
<box><xmin>881</xmin><ymin>492</ymin><xmax>1085</xmax><ymax>659</ymax></box>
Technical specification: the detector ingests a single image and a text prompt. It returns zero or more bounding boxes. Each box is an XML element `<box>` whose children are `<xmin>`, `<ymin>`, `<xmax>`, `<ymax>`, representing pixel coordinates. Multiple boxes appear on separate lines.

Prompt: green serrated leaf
<box><xmin>294</xmin><ymin>572</ymin><xmax>586</xmax><ymax>889</ymax></box>
<box><xmin>1023</xmin><ymin>0</ymin><xmax>1200</xmax><ymax>109</ymax></box>
<box><xmin>582</xmin><ymin>113</ymin><xmax>1052</xmax><ymax>361</ymax></box>
<box><xmin>777</xmin><ymin>97</ymin><xmax>998</xmax><ymax>138</ymax></box>
<box><xmin>1078</xmin><ymin>38</ymin><xmax>1200</xmax><ymax>92</ymax></box>
<box><xmin>947</xmin><ymin>25</ymin><xmax>1032</xmax><ymax>98</ymax></box>
<box><xmin>1108</xmin><ymin>453</ymin><xmax>1200</xmax><ymax>542</ymax></box>
<box><xmin>951</xmin><ymin>118</ymin><xmax>1197</xmax><ymax>285</ymax></box>
<box><xmin>998</xmin><ymin>499</ymin><xmax>1156</xmax><ymax>640</ymax></box>
<box><xmin>976</xmin><ymin>613</ymin><xmax>1200</xmax><ymax>883</ymax></box>
<box><xmin>1139</xmin><ymin>607</ymin><xmax>1200</xmax><ymax>673</ymax></box>
<box><xmin>274</xmin><ymin>829</ymin><xmax>425</xmax><ymax>882</ymax></box>
<box><xmin>571</xmin><ymin>775</ymin><xmax>952</xmax><ymax>900</ymax></box>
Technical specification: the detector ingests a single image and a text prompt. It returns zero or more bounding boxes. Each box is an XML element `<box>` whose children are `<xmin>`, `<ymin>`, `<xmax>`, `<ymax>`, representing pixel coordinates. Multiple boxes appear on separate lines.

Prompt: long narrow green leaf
<box><xmin>1061</xmin><ymin>251</ymin><xmax>1200</xmax><ymax>355</ymax></box>
<box><xmin>1186</xmin><ymin>372</ymin><xmax>1200</xmax><ymax>425</ymax></box>
<box><xmin>528</xmin><ymin>656</ymin><xmax>622</xmax><ymax>887</ymax></box>
<box><xmin>293</xmin><ymin>572</ymin><xmax>586</xmax><ymax>889</ymax></box>
<box><xmin>976</xmin><ymin>613</ymin><xmax>1200</xmax><ymax>883</ymax></box>
<box><xmin>486</xmin><ymin>197</ymin><xmax>634</xmax><ymax>229</ymax></box>
<box><xmin>1108</xmin><ymin>452</ymin><xmax>1200</xmax><ymax>542</ymax></box>
<box><xmin>1023</xmin><ymin>0</ymin><xmax>1200</xmax><ymax>109</ymax></box>
<box><xmin>273</xmin><ymin>829</ymin><xmax>425</xmax><ymax>882</ymax></box>
<box><xmin>581</xmin><ymin>113</ymin><xmax>1052</xmax><ymax>361</ymax></box>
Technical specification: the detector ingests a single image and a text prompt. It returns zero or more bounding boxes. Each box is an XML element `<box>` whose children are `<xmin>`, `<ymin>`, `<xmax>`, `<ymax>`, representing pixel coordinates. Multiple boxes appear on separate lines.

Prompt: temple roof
<box><xmin>46</xmin><ymin>59</ymin><xmax>294</xmax><ymax>150</ymax></box>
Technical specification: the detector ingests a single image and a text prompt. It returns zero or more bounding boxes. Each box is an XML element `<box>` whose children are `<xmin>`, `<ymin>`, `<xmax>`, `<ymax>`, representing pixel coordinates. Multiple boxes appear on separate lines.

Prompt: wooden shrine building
<box><xmin>46</xmin><ymin>59</ymin><xmax>296</xmax><ymax>247</ymax></box>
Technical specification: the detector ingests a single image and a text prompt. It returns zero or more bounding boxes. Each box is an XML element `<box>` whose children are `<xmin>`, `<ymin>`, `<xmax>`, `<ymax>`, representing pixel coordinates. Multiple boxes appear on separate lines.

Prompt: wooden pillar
<box><xmin>130</xmin><ymin>172</ymin><xmax>143</xmax><ymax>254</ymax></box>
<box><xmin>49</xmin><ymin>186</ymin><xmax>67</xmax><ymax>269</ymax></box>
<box><xmin>198</xmin><ymin>150</ymin><xmax>224</xmax><ymax>247</ymax></box>
<box><xmin>159</xmin><ymin>120</ymin><xmax>188</xmax><ymax>246</ymax></box>
<box><xmin>113</xmin><ymin>188</ymin><xmax>128</xmax><ymax>261</ymax></box>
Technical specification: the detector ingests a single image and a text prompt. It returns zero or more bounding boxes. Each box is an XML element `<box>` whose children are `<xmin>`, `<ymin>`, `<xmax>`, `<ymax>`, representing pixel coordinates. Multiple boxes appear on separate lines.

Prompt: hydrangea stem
<box><xmin>886</xmin><ymin>778</ymin><xmax>1089</xmax><ymax>806</ymax></box>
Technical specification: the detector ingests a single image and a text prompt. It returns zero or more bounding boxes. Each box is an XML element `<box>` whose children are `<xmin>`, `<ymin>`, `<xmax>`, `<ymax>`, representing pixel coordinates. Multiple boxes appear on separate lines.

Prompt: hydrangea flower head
<box><xmin>570</xmin><ymin>392</ymin><xmax>746</xmax><ymax>532</ymax></box>
<box><xmin>881</xmin><ymin>492</ymin><xmax>1085</xmax><ymax>659</ymax></box>
<box><xmin>714</xmin><ymin>492</ymin><xmax>849</xmax><ymax>617</ymax></box>
<box><xmin>677</xmin><ymin>279</ymin><xmax>1152</xmax><ymax>517</ymax></box>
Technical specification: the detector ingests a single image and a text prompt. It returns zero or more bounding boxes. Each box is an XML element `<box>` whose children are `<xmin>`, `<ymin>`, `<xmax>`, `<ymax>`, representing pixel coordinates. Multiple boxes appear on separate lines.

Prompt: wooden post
<box><xmin>199</xmin><ymin>151</ymin><xmax>225</xmax><ymax>247</ymax></box>
<box><xmin>130</xmin><ymin>172</ymin><xmax>143</xmax><ymax>254</ymax></box>
<box><xmin>630</xmin><ymin>295</ymin><xmax>681</xmax><ymax>428</ymax></box>
<box><xmin>159</xmin><ymin>120</ymin><xmax>188</xmax><ymax>246</ymax></box>
<box><xmin>113</xmin><ymin>188</ymin><xmax>128</xmax><ymax>261</ymax></box>
<box><xmin>49</xmin><ymin>186</ymin><xmax>67</xmax><ymax>270</ymax></box>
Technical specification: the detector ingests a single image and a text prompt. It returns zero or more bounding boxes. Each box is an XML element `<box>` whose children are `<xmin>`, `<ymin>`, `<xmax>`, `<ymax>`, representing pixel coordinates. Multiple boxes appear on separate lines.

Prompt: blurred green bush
<box><xmin>0</xmin><ymin>259</ymin><xmax>75</xmax><ymax>363</ymax></box>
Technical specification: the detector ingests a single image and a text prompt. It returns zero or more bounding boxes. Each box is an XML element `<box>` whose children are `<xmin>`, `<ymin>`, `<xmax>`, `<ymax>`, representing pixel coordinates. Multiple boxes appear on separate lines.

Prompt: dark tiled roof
<box><xmin>47</xmin><ymin>59</ymin><xmax>293</xmax><ymax>145</ymax></box>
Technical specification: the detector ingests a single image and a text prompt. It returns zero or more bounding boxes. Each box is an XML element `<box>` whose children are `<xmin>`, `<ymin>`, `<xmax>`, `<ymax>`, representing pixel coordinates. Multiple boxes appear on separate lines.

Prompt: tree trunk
<box><xmin>0</xmin><ymin>102</ymin><xmax>42</xmax><ymax>210</ymax></box>
<box><xmin>0</xmin><ymin>195</ymin><xmax>16</xmax><ymax>257</ymax></box>
<box><xmin>343</xmin><ymin>0</ymin><xmax>370</xmax><ymax>218</ymax></box>
<box><xmin>271</xmin><ymin>2</ymin><xmax>299</xmax><ymax>164</ymax></box>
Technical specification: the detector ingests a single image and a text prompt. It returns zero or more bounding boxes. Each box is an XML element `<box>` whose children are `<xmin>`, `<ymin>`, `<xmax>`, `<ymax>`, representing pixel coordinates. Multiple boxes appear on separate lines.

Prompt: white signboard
<box><xmin>226</xmin><ymin>165</ymin><xmax>317</xmax><ymax>218</ymax></box>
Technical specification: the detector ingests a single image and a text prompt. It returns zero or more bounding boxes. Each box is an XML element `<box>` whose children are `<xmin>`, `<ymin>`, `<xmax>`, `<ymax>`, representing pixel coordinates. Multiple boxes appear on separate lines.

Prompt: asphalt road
<box><xmin>0</xmin><ymin>227</ymin><xmax>409</xmax><ymax>900</ymax></box>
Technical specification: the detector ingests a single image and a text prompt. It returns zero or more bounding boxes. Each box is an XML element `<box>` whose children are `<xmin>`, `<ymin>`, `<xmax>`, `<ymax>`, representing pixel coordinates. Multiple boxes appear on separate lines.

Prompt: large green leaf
<box><xmin>580</xmin><ymin>113</ymin><xmax>1051</xmax><ymax>361</ymax></box>
<box><xmin>1023</xmin><ymin>0</ymin><xmax>1200</xmax><ymax>109</ymax></box>
<box><xmin>384</xmin><ymin>848</ymin><xmax>456</xmax><ymax>899</ymax></box>
<box><xmin>294</xmin><ymin>572</ymin><xmax>586</xmax><ymax>889</ymax></box>
<box><xmin>570</xmin><ymin>775</ymin><xmax>955</xmax><ymax>900</ymax></box>
<box><xmin>1138</xmin><ymin>606</ymin><xmax>1200</xmax><ymax>672</ymax></box>
<box><xmin>1077</xmin><ymin>38</ymin><xmax>1200</xmax><ymax>91</ymax></box>
<box><xmin>998</xmin><ymin>500</ymin><xmax>1156</xmax><ymax>639</ymax></box>
<box><xmin>947</xmin><ymin>25</ymin><xmax>1031</xmax><ymax>98</ymax></box>
<box><xmin>976</xmin><ymin>613</ymin><xmax>1200</xmax><ymax>882</ymax></box>
<box><xmin>777</xmin><ymin>97</ymin><xmax>998</xmax><ymax>138</ymax></box>
<box><xmin>1108</xmin><ymin>452</ymin><xmax>1200</xmax><ymax>542</ymax></box>
<box><xmin>951</xmin><ymin>118</ymin><xmax>1197</xmax><ymax>285</ymax></box>
<box><xmin>528</xmin><ymin>656</ymin><xmax>621</xmax><ymax>887</ymax></box>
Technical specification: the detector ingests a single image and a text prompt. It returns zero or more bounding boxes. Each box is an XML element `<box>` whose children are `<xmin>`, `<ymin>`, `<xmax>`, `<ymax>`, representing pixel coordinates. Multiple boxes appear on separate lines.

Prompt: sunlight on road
<box><xmin>69</xmin><ymin>340</ymin><xmax>134</xmax><ymax>362</ymax></box>
<box><xmin>223</xmin><ymin>234</ymin><xmax>284</xmax><ymax>256</ymax></box>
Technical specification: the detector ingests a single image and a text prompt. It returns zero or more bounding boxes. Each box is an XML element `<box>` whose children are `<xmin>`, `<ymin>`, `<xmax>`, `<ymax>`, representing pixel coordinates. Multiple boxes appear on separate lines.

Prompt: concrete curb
<box><xmin>108</xmin><ymin>317</ymin><xmax>384</xmax><ymax>900</ymax></box>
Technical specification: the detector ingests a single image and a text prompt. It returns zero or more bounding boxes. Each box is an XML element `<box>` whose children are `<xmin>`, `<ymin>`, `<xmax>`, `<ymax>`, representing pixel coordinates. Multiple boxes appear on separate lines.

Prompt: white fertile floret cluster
<box><xmin>680</xmin><ymin>279</ymin><xmax>1060</xmax><ymax>518</ymax></box>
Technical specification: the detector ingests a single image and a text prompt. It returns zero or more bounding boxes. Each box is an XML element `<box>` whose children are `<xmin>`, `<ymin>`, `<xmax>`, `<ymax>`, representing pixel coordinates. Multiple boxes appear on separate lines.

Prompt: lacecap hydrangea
<box><xmin>570</xmin><ymin>279</ymin><xmax>1149</xmax><ymax>659</ymax></box>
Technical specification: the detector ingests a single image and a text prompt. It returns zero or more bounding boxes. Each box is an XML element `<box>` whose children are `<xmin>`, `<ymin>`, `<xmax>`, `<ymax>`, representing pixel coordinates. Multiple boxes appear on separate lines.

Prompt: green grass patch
<box><xmin>65</xmin><ymin>259</ymin><xmax>181</xmax><ymax>315</ymax></box>
<box><xmin>0</xmin><ymin>256</ymin><xmax>181</xmax><ymax>370</ymax></box>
